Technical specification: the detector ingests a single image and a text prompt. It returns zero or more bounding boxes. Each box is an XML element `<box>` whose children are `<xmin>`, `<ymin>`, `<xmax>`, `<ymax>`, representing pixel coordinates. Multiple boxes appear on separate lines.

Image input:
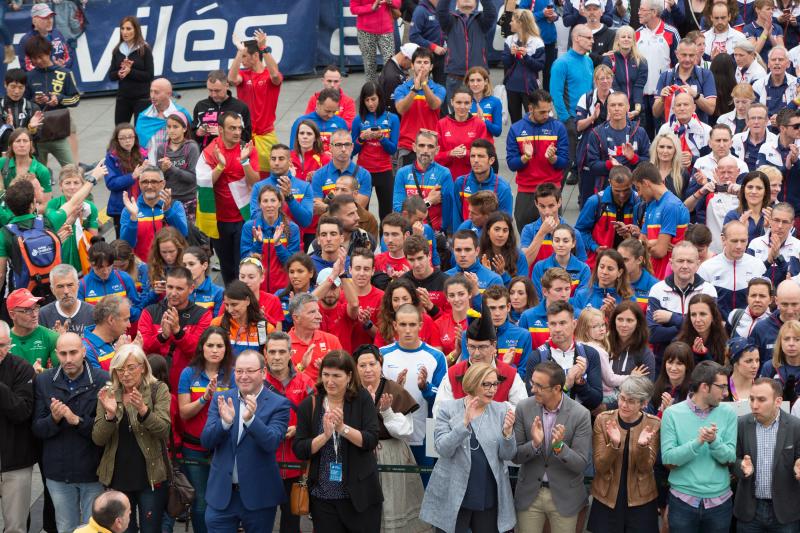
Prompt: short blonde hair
<box><xmin>731</xmin><ymin>82</ymin><xmax>755</xmax><ymax>100</ymax></box>
<box><xmin>757</xmin><ymin>164</ymin><xmax>783</xmax><ymax>182</ymax></box>
<box><xmin>773</xmin><ymin>320</ymin><xmax>800</xmax><ymax>369</ymax></box>
<box><xmin>594</xmin><ymin>64</ymin><xmax>613</xmax><ymax>82</ymax></box>
<box><xmin>462</xmin><ymin>362</ymin><xmax>498</xmax><ymax>396</ymax></box>
<box><xmin>108</xmin><ymin>344</ymin><xmax>157</xmax><ymax>390</ymax></box>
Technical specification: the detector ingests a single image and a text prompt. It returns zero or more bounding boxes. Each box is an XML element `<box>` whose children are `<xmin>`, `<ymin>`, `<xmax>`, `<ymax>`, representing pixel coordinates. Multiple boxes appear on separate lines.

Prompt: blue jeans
<box><xmin>737</xmin><ymin>499</ymin><xmax>799</xmax><ymax>533</ymax></box>
<box><xmin>180</xmin><ymin>447</ymin><xmax>210</xmax><ymax>533</ymax></box>
<box><xmin>45</xmin><ymin>479</ymin><xmax>104</xmax><ymax>533</ymax></box>
<box><xmin>122</xmin><ymin>483</ymin><xmax>169</xmax><ymax>533</ymax></box>
<box><xmin>668</xmin><ymin>493</ymin><xmax>733</xmax><ymax>533</ymax></box>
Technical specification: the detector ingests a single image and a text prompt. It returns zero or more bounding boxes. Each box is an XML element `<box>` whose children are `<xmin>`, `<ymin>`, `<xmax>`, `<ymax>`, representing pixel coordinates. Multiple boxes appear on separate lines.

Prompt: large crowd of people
<box><xmin>4</xmin><ymin>0</ymin><xmax>800</xmax><ymax>532</ymax></box>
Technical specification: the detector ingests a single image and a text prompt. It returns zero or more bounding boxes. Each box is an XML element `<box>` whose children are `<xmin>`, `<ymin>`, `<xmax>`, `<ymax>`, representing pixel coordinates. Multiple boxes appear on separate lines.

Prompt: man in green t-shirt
<box><xmin>7</xmin><ymin>288</ymin><xmax>58</xmax><ymax>370</ymax></box>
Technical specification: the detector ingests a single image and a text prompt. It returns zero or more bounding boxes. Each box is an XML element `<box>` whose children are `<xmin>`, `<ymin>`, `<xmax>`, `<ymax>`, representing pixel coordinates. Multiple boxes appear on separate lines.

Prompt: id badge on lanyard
<box><xmin>326</xmin><ymin>396</ymin><xmax>343</xmax><ymax>482</ymax></box>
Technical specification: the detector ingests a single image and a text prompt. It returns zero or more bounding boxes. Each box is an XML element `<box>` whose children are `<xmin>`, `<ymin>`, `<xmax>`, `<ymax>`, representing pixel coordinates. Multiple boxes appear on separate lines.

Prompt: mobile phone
<box><xmin>715</xmin><ymin>183</ymin><xmax>728</xmax><ymax>193</ymax></box>
<box><xmin>370</xmin><ymin>126</ymin><xmax>380</xmax><ymax>131</ymax></box>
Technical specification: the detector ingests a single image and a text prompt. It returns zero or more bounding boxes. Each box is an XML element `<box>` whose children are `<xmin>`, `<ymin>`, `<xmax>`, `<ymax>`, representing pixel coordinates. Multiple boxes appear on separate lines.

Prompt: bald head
<box><xmin>150</xmin><ymin>78</ymin><xmax>173</xmax><ymax>110</ymax></box>
<box><xmin>92</xmin><ymin>490</ymin><xmax>130</xmax><ymax>532</ymax></box>
<box><xmin>777</xmin><ymin>280</ymin><xmax>800</xmax><ymax>322</ymax></box>
<box><xmin>55</xmin><ymin>332</ymin><xmax>85</xmax><ymax>379</ymax></box>
<box><xmin>572</xmin><ymin>24</ymin><xmax>593</xmax><ymax>53</ymax></box>
<box><xmin>721</xmin><ymin>220</ymin><xmax>748</xmax><ymax>259</ymax></box>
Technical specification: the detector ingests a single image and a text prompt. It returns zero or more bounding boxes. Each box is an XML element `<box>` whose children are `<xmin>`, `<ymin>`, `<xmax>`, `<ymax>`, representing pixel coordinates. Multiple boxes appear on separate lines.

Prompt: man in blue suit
<box><xmin>201</xmin><ymin>350</ymin><xmax>291</xmax><ymax>532</ymax></box>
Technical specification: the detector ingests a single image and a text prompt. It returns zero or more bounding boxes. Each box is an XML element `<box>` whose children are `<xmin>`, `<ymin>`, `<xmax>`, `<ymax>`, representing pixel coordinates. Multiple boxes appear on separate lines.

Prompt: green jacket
<box><xmin>92</xmin><ymin>379</ymin><xmax>171</xmax><ymax>488</ymax></box>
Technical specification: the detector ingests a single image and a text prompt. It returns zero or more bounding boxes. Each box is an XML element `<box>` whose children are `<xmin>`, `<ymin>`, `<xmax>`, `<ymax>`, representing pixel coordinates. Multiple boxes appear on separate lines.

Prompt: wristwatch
<box><xmin>85</xmin><ymin>174</ymin><xmax>97</xmax><ymax>186</ymax></box>
<box><xmin>343</xmin><ymin>425</ymin><xmax>351</xmax><ymax>435</ymax></box>
<box><xmin>425</xmin><ymin>200</ymin><xmax>432</xmax><ymax>208</ymax></box>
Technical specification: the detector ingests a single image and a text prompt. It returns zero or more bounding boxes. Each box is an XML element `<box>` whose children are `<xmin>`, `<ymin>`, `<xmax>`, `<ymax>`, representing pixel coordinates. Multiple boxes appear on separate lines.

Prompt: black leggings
<box><xmin>114</xmin><ymin>96</ymin><xmax>150</xmax><ymax>126</ymax></box>
<box><xmin>212</xmin><ymin>220</ymin><xmax>244</xmax><ymax>285</ymax></box>
<box><xmin>543</xmin><ymin>43</ymin><xmax>558</xmax><ymax>93</ymax></box>
<box><xmin>507</xmin><ymin>90</ymin><xmax>531</xmax><ymax>125</ymax></box>
<box><xmin>370</xmin><ymin>169</ymin><xmax>395</xmax><ymax>221</ymax></box>
<box><xmin>278</xmin><ymin>478</ymin><xmax>301</xmax><ymax>533</ymax></box>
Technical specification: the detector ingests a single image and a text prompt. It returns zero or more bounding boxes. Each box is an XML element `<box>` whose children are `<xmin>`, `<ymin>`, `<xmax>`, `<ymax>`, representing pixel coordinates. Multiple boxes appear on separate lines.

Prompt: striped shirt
<box><xmin>755</xmin><ymin>411</ymin><xmax>780</xmax><ymax>499</ymax></box>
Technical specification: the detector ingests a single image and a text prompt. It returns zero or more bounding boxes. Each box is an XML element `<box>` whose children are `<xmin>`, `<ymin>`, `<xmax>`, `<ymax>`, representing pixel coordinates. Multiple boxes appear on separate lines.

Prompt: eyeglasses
<box><xmin>788</xmin><ymin>123</ymin><xmax>800</xmax><ymax>130</ymax></box>
<box><xmin>331</xmin><ymin>142</ymin><xmax>353</xmax><ymax>149</ymax></box>
<box><xmin>139</xmin><ymin>180</ymin><xmax>163</xmax><ymax>186</ymax></box>
<box><xmin>117</xmin><ymin>363</ymin><xmax>142</xmax><ymax>375</ymax></box>
<box><xmin>14</xmin><ymin>306</ymin><xmax>40</xmax><ymax>315</ymax></box>
<box><xmin>711</xmin><ymin>383</ymin><xmax>728</xmax><ymax>391</ymax></box>
<box><xmin>481</xmin><ymin>381</ymin><xmax>500</xmax><ymax>390</ymax></box>
<box><xmin>466</xmin><ymin>344</ymin><xmax>494</xmax><ymax>353</ymax></box>
<box><xmin>234</xmin><ymin>367</ymin><xmax>263</xmax><ymax>376</ymax></box>
<box><xmin>617</xmin><ymin>395</ymin><xmax>641</xmax><ymax>406</ymax></box>
<box><xmin>531</xmin><ymin>381</ymin><xmax>554</xmax><ymax>391</ymax></box>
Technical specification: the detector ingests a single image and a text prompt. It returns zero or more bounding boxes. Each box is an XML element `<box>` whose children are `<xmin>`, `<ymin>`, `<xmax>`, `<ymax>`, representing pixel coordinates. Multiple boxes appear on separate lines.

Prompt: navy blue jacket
<box><xmin>523</xmin><ymin>341</ymin><xmax>603</xmax><ymax>410</ymax></box>
<box><xmin>601</xmin><ymin>52</ymin><xmax>648</xmax><ymax>109</ymax></box>
<box><xmin>202</xmin><ymin>385</ymin><xmax>290</xmax><ymax>511</ymax></box>
<box><xmin>583</xmin><ymin>120</ymin><xmax>651</xmax><ymax>187</ymax></box>
<box><xmin>437</xmin><ymin>0</ymin><xmax>497</xmax><ymax>76</ymax></box>
<box><xmin>752</xmin><ymin>311</ymin><xmax>784</xmax><ymax>367</ymax></box>
<box><xmin>502</xmin><ymin>36</ymin><xmax>545</xmax><ymax>94</ymax></box>
<box><xmin>32</xmin><ymin>363</ymin><xmax>109</xmax><ymax>483</ymax></box>
<box><xmin>410</xmin><ymin>0</ymin><xmax>445</xmax><ymax>49</ymax></box>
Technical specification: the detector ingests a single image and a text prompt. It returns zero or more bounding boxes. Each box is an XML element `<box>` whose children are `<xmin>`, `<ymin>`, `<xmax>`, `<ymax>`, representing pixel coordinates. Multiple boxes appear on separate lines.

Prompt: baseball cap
<box><xmin>317</xmin><ymin>267</ymin><xmax>341</xmax><ymax>288</ymax></box>
<box><xmin>7</xmin><ymin>288</ymin><xmax>43</xmax><ymax>309</ymax></box>
<box><xmin>584</xmin><ymin>0</ymin><xmax>602</xmax><ymax>7</ymax></box>
<box><xmin>400</xmin><ymin>43</ymin><xmax>419</xmax><ymax>60</ymax></box>
<box><xmin>31</xmin><ymin>4</ymin><xmax>54</xmax><ymax>18</ymax></box>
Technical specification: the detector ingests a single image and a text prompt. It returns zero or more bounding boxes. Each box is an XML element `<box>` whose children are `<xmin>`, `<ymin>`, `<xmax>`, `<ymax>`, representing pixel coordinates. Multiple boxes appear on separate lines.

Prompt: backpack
<box><xmin>5</xmin><ymin>218</ymin><xmax>61</xmax><ymax>297</ymax></box>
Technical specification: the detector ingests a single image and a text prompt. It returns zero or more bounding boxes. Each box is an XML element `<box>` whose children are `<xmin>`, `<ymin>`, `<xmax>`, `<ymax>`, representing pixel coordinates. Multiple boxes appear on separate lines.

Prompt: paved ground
<box><xmin>2</xmin><ymin>66</ymin><xmax>582</xmax><ymax>532</ymax></box>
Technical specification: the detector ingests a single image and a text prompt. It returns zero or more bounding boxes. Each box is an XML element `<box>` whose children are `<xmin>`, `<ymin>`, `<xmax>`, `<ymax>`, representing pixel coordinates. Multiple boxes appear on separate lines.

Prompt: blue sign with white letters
<box><xmin>2</xmin><ymin>0</ymin><xmax>506</xmax><ymax>94</ymax></box>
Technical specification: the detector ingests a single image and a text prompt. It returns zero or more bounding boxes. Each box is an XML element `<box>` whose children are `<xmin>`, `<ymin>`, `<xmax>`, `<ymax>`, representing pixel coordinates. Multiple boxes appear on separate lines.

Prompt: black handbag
<box><xmin>38</xmin><ymin>108</ymin><xmax>71</xmax><ymax>142</ymax></box>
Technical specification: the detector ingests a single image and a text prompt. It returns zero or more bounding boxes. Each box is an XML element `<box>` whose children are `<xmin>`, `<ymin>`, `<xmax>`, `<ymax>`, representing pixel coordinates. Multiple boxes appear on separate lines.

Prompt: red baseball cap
<box><xmin>7</xmin><ymin>288</ymin><xmax>43</xmax><ymax>309</ymax></box>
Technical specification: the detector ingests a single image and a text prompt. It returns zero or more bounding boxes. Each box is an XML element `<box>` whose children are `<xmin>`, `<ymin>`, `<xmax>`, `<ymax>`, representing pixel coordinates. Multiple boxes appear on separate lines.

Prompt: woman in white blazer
<box><xmin>420</xmin><ymin>362</ymin><xmax>517</xmax><ymax>533</ymax></box>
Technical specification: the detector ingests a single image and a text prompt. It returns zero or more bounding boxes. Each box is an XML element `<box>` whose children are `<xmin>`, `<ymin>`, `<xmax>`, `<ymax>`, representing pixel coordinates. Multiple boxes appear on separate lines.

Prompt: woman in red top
<box><xmin>177</xmin><ymin>326</ymin><xmax>234</xmax><ymax>533</ymax></box>
<box><xmin>435</xmin><ymin>86</ymin><xmax>490</xmax><ymax>181</ymax></box>
<box><xmin>435</xmin><ymin>275</ymin><xmax>473</xmax><ymax>365</ymax></box>
<box><xmin>291</xmin><ymin>119</ymin><xmax>331</xmax><ymax>250</ymax></box>
<box><xmin>374</xmin><ymin>278</ymin><xmax>442</xmax><ymax>350</ymax></box>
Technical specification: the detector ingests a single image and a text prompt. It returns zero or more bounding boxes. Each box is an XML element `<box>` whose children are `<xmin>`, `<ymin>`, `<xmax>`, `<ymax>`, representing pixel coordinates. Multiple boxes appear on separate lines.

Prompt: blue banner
<box><xmin>4</xmin><ymin>0</ymin><xmax>321</xmax><ymax>93</ymax></box>
<box><xmin>3</xmin><ymin>0</ymin><xmax>507</xmax><ymax>94</ymax></box>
